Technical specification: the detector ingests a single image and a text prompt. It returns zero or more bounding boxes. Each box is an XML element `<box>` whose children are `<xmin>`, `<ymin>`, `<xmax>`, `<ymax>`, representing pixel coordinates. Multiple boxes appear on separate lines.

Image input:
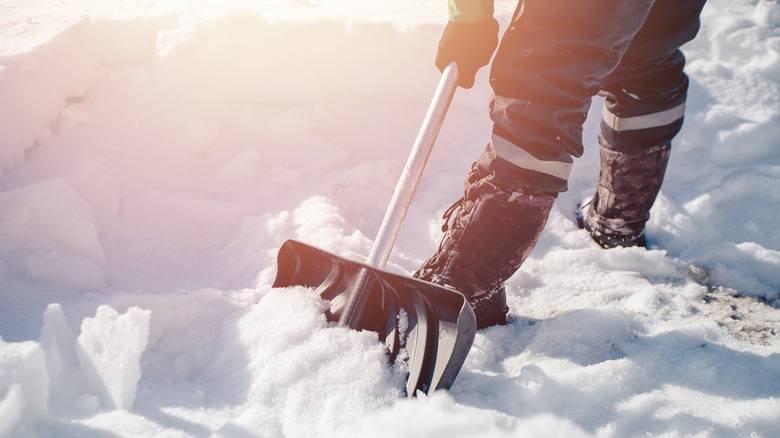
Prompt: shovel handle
<box><xmin>366</xmin><ymin>63</ymin><xmax>460</xmax><ymax>269</ymax></box>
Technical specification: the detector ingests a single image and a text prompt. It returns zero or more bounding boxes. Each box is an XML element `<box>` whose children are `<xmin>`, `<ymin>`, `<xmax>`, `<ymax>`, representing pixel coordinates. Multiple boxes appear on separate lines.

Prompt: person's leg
<box><xmin>582</xmin><ymin>0</ymin><xmax>707</xmax><ymax>248</ymax></box>
<box><xmin>415</xmin><ymin>0</ymin><xmax>656</xmax><ymax>328</ymax></box>
<box><xmin>482</xmin><ymin>0</ymin><xmax>657</xmax><ymax>193</ymax></box>
<box><xmin>414</xmin><ymin>164</ymin><xmax>556</xmax><ymax>328</ymax></box>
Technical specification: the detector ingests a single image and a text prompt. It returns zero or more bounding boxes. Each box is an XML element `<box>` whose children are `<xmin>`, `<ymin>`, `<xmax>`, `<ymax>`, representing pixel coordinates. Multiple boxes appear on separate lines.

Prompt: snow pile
<box><xmin>0</xmin><ymin>180</ymin><xmax>106</xmax><ymax>291</ymax></box>
<box><xmin>0</xmin><ymin>0</ymin><xmax>778</xmax><ymax>437</ymax></box>
<box><xmin>652</xmin><ymin>0</ymin><xmax>780</xmax><ymax>297</ymax></box>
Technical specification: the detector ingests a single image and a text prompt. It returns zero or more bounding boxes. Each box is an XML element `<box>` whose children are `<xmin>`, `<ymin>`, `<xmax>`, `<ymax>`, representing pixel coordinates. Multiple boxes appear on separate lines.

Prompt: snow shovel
<box><xmin>273</xmin><ymin>63</ymin><xmax>476</xmax><ymax>396</ymax></box>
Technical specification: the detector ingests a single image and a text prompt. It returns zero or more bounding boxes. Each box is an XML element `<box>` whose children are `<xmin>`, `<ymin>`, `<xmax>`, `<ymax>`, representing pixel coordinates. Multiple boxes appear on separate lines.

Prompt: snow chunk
<box><xmin>754</xmin><ymin>0</ymin><xmax>780</xmax><ymax>28</ymax></box>
<box><xmin>38</xmin><ymin>304</ymin><xmax>82</xmax><ymax>408</ymax></box>
<box><xmin>58</xmin><ymin>105</ymin><xmax>92</xmax><ymax>131</ymax></box>
<box><xmin>0</xmin><ymin>338</ymin><xmax>49</xmax><ymax>435</ymax></box>
<box><xmin>75</xmin><ymin>305</ymin><xmax>151</xmax><ymax>411</ymax></box>
<box><xmin>0</xmin><ymin>179</ymin><xmax>106</xmax><ymax>291</ymax></box>
<box><xmin>291</xmin><ymin>196</ymin><xmax>372</xmax><ymax>258</ymax></box>
<box><xmin>24</xmin><ymin>251</ymin><xmax>106</xmax><ymax>292</ymax></box>
<box><xmin>215</xmin><ymin>149</ymin><xmax>263</xmax><ymax>192</ymax></box>
<box><xmin>0</xmin><ymin>385</ymin><xmax>25</xmax><ymax>437</ymax></box>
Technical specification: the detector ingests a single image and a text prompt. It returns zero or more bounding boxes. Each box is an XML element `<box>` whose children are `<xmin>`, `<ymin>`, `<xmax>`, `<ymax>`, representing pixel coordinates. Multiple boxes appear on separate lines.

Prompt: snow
<box><xmin>0</xmin><ymin>0</ymin><xmax>779</xmax><ymax>436</ymax></box>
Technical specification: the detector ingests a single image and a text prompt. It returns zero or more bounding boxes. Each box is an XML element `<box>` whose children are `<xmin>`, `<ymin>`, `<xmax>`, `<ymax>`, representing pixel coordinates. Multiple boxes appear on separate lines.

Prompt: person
<box><xmin>413</xmin><ymin>0</ymin><xmax>708</xmax><ymax>329</ymax></box>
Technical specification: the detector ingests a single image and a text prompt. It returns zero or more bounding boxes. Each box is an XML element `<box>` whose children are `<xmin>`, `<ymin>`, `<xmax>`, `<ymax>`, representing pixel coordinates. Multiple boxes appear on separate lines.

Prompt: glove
<box><xmin>435</xmin><ymin>19</ymin><xmax>500</xmax><ymax>89</ymax></box>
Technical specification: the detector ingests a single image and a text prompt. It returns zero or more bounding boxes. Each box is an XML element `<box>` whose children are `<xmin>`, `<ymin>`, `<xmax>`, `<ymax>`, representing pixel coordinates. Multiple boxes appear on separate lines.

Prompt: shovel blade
<box><xmin>272</xmin><ymin>239</ymin><xmax>476</xmax><ymax>396</ymax></box>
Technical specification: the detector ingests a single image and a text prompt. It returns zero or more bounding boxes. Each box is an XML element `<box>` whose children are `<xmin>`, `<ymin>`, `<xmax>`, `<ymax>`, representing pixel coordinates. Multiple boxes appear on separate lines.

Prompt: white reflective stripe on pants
<box><xmin>489</xmin><ymin>134</ymin><xmax>573</xmax><ymax>181</ymax></box>
<box><xmin>602</xmin><ymin>102</ymin><xmax>686</xmax><ymax>132</ymax></box>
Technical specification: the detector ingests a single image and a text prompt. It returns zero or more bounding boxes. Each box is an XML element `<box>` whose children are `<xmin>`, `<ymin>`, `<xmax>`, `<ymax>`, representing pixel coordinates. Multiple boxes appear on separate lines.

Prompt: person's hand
<box><xmin>435</xmin><ymin>19</ymin><xmax>500</xmax><ymax>89</ymax></box>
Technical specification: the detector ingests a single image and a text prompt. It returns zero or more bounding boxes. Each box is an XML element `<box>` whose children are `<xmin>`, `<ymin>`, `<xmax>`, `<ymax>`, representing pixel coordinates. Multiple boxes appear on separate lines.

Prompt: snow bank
<box><xmin>652</xmin><ymin>0</ymin><xmax>780</xmax><ymax>298</ymax></box>
<box><xmin>0</xmin><ymin>0</ymin><xmax>778</xmax><ymax>437</ymax></box>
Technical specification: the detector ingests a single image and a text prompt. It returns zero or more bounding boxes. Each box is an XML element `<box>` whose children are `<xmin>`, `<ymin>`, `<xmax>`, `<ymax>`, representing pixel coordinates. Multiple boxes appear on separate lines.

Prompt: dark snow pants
<box><xmin>477</xmin><ymin>0</ymin><xmax>708</xmax><ymax>193</ymax></box>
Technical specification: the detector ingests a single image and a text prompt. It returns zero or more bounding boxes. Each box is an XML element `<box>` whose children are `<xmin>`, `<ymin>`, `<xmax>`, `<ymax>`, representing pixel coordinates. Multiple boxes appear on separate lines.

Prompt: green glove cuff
<box><xmin>448</xmin><ymin>0</ymin><xmax>495</xmax><ymax>23</ymax></box>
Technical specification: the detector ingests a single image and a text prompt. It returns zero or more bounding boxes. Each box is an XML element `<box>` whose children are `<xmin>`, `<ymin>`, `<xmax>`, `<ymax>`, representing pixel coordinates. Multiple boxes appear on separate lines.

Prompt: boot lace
<box><xmin>440</xmin><ymin>197</ymin><xmax>464</xmax><ymax>233</ymax></box>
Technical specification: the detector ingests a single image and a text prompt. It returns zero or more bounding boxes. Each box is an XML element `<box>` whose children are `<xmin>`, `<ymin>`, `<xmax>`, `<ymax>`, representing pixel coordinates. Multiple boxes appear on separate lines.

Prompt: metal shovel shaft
<box><xmin>366</xmin><ymin>63</ymin><xmax>459</xmax><ymax>269</ymax></box>
<box><xmin>274</xmin><ymin>63</ymin><xmax>476</xmax><ymax>395</ymax></box>
<box><xmin>337</xmin><ymin>64</ymin><xmax>459</xmax><ymax>328</ymax></box>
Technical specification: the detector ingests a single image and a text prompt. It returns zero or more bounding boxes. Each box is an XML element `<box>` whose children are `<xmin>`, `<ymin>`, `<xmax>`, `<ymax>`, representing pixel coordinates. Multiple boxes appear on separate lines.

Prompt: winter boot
<box><xmin>414</xmin><ymin>164</ymin><xmax>556</xmax><ymax>329</ymax></box>
<box><xmin>580</xmin><ymin>134</ymin><xmax>671</xmax><ymax>249</ymax></box>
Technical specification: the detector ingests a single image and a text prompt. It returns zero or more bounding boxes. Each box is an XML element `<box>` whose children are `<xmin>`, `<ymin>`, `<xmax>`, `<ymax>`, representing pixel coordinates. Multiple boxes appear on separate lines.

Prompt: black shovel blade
<box><xmin>272</xmin><ymin>239</ymin><xmax>476</xmax><ymax>396</ymax></box>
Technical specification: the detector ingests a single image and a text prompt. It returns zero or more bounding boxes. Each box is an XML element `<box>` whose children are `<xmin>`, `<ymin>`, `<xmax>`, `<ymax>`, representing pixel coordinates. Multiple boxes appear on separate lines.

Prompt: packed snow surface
<box><xmin>1</xmin><ymin>0</ymin><xmax>779</xmax><ymax>436</ymax></box>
